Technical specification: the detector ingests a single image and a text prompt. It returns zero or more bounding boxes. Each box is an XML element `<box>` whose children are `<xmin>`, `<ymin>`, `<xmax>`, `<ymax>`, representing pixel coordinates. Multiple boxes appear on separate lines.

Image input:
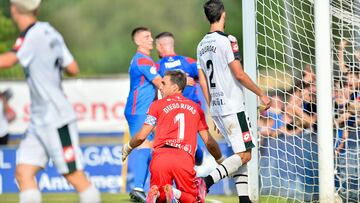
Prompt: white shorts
<box><xmin>17</xmin><ymin>121</ymin><xmax>84</xmax><ymax>174</ymax></box>
<box><xmin>212</xmin><ymin>111</ymin><xmax>255</xmax><ymax>153</ymax></box>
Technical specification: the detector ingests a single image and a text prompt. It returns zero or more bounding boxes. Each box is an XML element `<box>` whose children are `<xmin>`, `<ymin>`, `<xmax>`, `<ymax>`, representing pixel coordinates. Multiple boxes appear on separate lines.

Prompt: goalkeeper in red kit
<box><xmin>122</xmin><ymin>70</ymin><xmax>223</xmax><ymax>203</ymax></box>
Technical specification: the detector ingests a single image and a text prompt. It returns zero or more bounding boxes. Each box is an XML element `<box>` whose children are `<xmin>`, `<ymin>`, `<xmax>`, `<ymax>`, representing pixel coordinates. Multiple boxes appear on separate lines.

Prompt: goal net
<box><xmin>256</xmin><ymin>0</ymin><xmax>360</xmax><ymax>202</ymax></box>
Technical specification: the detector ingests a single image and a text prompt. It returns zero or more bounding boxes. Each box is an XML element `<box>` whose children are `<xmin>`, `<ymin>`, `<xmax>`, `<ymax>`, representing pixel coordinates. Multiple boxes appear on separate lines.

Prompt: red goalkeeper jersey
<box><xmin>145</xmin><ymin>93</ymin><xmax>208</xmax><ymax>157</ymax></box>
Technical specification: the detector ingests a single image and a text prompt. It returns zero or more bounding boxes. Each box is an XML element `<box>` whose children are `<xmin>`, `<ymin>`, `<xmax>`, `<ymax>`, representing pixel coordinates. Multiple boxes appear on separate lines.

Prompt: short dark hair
<box><xmin>131</xmin><ymin>27</ymin><xmax>150</xmax><ymax>41</ymax></box>
<box><xmin>155</xmin><ymin>32</ymin><xmax>174</xmax><ymax>40</ymax></box>
<box><xmin>165</xmin><ymin>70</ymin><xmax>187</xmax><ymax>92</ymax></box>
<box><xmin>203</xmin><ymin>0</ymin><xmax>225</xmax><ymax>24</ymax></box>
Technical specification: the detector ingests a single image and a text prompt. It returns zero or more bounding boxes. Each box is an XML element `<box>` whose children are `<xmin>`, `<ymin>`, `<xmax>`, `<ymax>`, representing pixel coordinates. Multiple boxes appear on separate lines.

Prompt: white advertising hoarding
<box><xmin>1</xmin><ymin>78</ymin><xmax>130</xmax><ymax>134</ymax></box>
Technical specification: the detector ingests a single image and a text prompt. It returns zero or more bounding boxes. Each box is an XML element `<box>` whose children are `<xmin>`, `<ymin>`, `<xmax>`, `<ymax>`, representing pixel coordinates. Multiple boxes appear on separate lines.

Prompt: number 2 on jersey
<box><xmin>174</xmin><ymin>113</ymin><xmax>185</xmax><ymax>140</ymax></box>
<box><xmin>206</xmin><ymin>60</ymin><xmax>216</xmax><ymax>88</ymax></box>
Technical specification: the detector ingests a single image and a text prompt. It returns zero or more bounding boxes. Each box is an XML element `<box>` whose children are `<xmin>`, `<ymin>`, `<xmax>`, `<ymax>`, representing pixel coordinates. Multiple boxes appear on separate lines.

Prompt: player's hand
<box><xmin>121</xmin><ymin>142</ymin><xmax>133</xmax><ymax>162</ymax></box>
<box><xmin>259</xmin><ymin>95</ymin><xmax>271</xmax><ymax>113</ymax></box>
<box><xmin>186</xmin><ymin>77</ymin><xmax>195</xmax><ymax>86</ymax></box>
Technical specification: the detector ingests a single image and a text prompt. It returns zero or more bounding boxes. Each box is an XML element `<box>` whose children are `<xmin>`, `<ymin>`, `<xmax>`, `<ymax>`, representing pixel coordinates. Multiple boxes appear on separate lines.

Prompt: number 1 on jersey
<box><xmin>174</xmin><ymin>113</ymin><xmax>185</xmax><ymax>140</ymax></box>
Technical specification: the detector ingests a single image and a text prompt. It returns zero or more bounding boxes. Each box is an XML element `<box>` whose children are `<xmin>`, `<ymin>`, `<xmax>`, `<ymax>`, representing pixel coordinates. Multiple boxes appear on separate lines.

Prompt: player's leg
<box><xmin>45</xmin><ymin>122</ymin><xmax>100</xmax><ymax>203</ymax></box>
<box><xmin>233</xmin><ymin>164</ymin><xmax>251</xmax><ymax>203</ymax></box>
<box><xmin>16</xmin><ymin>164</ymin><xmax>42</xmax><ymax>203</ymax></box>
<box><xmin>203</xmin><ymin>112</ymin><xmax>254</xmax><ymax>198</ymax></box>
<box><xmin>63</xmin><ymin>170</ymin><xmax>101</xmax><ymax>203</ymax></box>
<box><xmin>172</xmin><ymin>149</ymin><xmax>198</xmax><ymax>203</ymax></box>
<box><xmin>16</xmin><ymin>128</ymin><xmax>47</xmax><ymax>203</ymax></box>
<box><xmin>148</xmin><ymin>148</ymin><xmax>174</xmax><ymax>202</ymax></box>
<box><xmin>232</xmin><ymin>111</ymin><xmax>254</xmax><ymax>202</ymax></box>
<box><xmin>126</xmin><ymin>114</ymin><xmax>152</xmax><ymax>202</ymax></box>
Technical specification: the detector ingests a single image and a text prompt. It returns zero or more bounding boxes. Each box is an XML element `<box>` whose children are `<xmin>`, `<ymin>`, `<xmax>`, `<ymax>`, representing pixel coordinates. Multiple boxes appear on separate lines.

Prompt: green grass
<box><xmin>0</xmin><ymin>193</ymin><xmax>239</xmax><ymax>203</ymax></box>
<box><xmin>0</xmin><ymin>193</ymin><xmax>299</xmax><ymax>203</ymax></box>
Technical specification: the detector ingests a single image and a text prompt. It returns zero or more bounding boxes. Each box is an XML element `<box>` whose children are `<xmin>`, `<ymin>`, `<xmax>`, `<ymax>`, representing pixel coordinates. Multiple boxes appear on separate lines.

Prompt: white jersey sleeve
<box><xmin>61</xmin><ymin>40</ymin><xmax>74</xmax><ymax>67</ymax></box>
<box><xmin>16</xmin><ymin>29</ymin><xmax>38</xmax><ymax>67</ymax></box>
<box><xmin>224</xmin><ymin>36</ymin><xmax>235</xmax><ymax>64</ymax></box>
<box><xmin>225</xmin><ymin>35</ymin><xmax>241</xmax><ymax>64</ymax></box>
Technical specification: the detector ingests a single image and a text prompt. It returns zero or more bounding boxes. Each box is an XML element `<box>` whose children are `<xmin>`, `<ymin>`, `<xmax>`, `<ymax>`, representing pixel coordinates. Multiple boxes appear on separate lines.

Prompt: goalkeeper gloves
<box><xmin>121</xmin><ymin>142</ymin><xmax>133</xmax><ymax>162</ymax></box>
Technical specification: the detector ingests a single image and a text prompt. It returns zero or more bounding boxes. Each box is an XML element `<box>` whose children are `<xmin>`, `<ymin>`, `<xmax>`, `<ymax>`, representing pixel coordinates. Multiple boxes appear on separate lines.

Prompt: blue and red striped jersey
<box><xmin>157</xmin><ymin>55</ymin><xmax>199</xmax><ymax>103</ymax></box>
<box><xmin>125</xmin><ymin>52</ymin><xmax>159</xmax><ymax>115</ymax></box>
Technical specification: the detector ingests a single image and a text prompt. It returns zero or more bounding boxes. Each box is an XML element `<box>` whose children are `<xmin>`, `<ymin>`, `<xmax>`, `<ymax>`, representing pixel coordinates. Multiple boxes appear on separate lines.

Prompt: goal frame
<box><xmin>243</xmin><ymin>0</ymin><xmax>335</xmax><ymax>202</ymax></box>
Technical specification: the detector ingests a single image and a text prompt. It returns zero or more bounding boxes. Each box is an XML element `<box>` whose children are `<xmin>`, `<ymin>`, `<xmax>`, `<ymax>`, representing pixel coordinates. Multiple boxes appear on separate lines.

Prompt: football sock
<box><xmin>131</xmin><ymin>148</ymin><xmax>151</xmax><ymax>189</ymax></box>
<box><xmin>233</xmin><ymin>165</ymin><xmax>248</xmax><ymax>196</ymax></box>
<box><xmin>19</xmin><ymin>189</ymin><xmax>41</xmax><ymax>203</ymax></box>
<box><xmin>205</xmin><ymin>154</ymin><xmax>242</xmax><ymax>189</ymax></box>
<box><xmin>79</xmin><ymin>184</ymin><xmax>101</xmax><ymax>203</ymax></box>
<box><xmin>239</xmin><ymin>196</ymin><xmax>251</xmax><ymax>203</ymax></box>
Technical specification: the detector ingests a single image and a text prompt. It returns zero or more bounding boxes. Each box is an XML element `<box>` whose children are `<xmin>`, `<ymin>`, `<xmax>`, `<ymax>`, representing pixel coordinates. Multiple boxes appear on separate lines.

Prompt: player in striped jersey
<box><xmin>0</xmin><ymin>1</ymin><xmax>100</xmax><ymax>203</ymax></box>
<box><xmin>197</xmin><ymin>1</ymin><xmax>271</xmax><ymax>202</ymax></box>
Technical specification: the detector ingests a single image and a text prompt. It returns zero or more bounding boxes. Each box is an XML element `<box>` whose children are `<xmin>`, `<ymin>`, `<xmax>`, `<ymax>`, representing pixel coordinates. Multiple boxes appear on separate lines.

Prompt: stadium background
<box><xmin>2</xmin><ymin>0</ymin><xmax>344</xmax><ymax>202</ymax></box>
<box><xmin>0</xmin><ymin>0</ymin><xmax>259</xmax><ymax>202</ymax></box>
<box><xmin>0</xmin><ymin>0</ymin><xmax>242</xmax><ymax>78</ymax></box>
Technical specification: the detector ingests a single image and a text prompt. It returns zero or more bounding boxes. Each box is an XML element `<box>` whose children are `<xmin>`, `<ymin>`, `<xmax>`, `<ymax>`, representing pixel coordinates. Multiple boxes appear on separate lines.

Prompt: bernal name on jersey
<box><xmin>199</xmin><ymin>45</ymin><xmax>216</xmax><ymax>57</ymax></box>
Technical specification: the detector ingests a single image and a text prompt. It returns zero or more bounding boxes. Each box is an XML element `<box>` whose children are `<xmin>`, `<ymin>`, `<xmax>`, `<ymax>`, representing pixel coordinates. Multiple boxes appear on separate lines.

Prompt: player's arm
<box><xmin>122</xmin><ymin>124</ymin><xmax>154</xmax><ymax>162</ymax></box>
<box><xmin>65</xmin><ymin>61</ymin><xmax>80</xmax><ymax>76</ymax></box>
<box><xmin>198</xmin><ymin>68</ymin><xmax>210</xmax><ymax>106</ymax></box>
<box><xmin>185</xmin><ymin>57</ymin><xmax>197</xmax><ymax>86</ymax></box>
<box><xmin>152</xmin><ymin>76</ymin><xmax>162</xmax><ymax>89</ymax></box>
<box><xmin>199</xmin><ymin>130</ymin><xmax>224</xmax><ymax>164</ymax></box>
<box><xmin>130</xmin><ymin>124</ymin><xmax>154</xmax><ymax>148</ymax></box>
<box><xmin>0</xmin><ymin>52</ymin><xmax>18</xmax><ymax>69</ymax></box>
<box><xmin>229</xmin><ymin>60</ymin><xmax>271</xmax><ymax>110</ymax></box>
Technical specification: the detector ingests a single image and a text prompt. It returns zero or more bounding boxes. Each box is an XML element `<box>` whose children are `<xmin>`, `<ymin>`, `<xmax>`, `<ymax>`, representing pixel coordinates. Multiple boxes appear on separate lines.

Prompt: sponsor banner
<box><xmin>0</xmin><ymin>145</ymin><xmax>124</xmax><ymax>193</ymax></box>
<box><xmin>1</xmin><ymin>79</ymin><xmax>130</xmax><ymax>134</ymax></box>
<box><xmin>0</xmin><ymin>142</ymin><xmax>234</xmax><ymax>194</ymax></box>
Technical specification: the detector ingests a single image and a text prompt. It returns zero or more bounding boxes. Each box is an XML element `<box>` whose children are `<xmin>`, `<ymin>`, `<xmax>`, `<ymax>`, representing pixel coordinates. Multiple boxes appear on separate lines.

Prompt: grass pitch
<box><xmin>0</xmin><ymin>193</ymin><xmax>239</xmax><ymax>203</ymax></box>
<box><xmin>0</xmin><ymin>193</ymin><xmax>294</xmax><ymax>203</ymax></box>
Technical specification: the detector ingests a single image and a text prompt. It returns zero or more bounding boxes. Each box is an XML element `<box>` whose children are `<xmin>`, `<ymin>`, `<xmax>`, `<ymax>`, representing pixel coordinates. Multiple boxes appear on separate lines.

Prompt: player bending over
<box><xmin>122</xmin><ymin>70</ymin><xmax>223</xmax><ymax>203</ymax></box>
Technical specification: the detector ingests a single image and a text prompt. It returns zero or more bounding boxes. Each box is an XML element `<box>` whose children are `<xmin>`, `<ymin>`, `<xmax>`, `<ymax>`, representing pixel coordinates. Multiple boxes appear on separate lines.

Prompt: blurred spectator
<box><xmin>0</xmin><ymin>89</ymin><xmax>16</xmax><ymax>145</ymax></box>
<box><xmin>334</xmin><ymin>125</ymin><xmax>349</xmax><ymax>157</ymax></box>
<box><xmin>337</xmin><ymin>38</ymin><xmax>360</xmax><ymax>129</ymax></box>
<box><xmin>333</xmin><ymin>80</ymin><xmax>352</xmax><ymax>128</ymax></box>
<box><xmin>302</xmin><ymin>83</ymin><xmax>317</xmax><ymax>131</ymax></box>
<box><xmin>303</xmin><ymin>64</ymin><xmax>316</xmax><ymax>85</ymax></box>
<box><xmin>261</xmin><ymin>93</ymin><xmax>290</xmax><ymax>137</ymax></box>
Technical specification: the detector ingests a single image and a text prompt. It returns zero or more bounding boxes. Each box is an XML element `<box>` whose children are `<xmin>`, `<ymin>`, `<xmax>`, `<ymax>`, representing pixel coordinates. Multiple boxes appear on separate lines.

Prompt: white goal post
<box><xmin>244</xmin><ymin>0</ymin><xmax>360</xmax><ymax>202</ymax></box>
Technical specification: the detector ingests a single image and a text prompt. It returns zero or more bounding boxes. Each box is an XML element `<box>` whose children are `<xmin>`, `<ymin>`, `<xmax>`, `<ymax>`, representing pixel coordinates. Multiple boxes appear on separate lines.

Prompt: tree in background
<box><xmin>0</xmin><ymin>10</ymin><xmax>20</xmax><ymax>79</ymax></box>
<box><xmin>0</xmin><ymin>0</ymin><xmax>242</xmax><ymax>78</ymax></box>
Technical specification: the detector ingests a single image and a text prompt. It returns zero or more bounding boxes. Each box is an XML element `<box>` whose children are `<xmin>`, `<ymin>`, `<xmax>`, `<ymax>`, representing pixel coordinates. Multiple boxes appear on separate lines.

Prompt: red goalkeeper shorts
<box><xmin>149</xmin><ymin>147</ymin><xmax>197</xmax><ymax>201</ymax></box>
